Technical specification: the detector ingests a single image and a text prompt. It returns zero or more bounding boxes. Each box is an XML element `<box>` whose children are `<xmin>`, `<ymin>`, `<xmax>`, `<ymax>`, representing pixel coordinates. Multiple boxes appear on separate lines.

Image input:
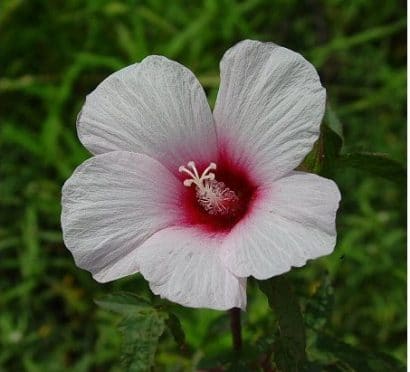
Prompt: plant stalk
<box><xmin>229</xmin><ymin>307</ymin><xmax>242</xmax><ymax>353</ymax></box>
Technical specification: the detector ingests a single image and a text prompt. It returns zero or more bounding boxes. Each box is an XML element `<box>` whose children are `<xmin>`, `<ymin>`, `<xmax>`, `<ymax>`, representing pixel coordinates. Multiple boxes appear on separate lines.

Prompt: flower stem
<box><xmin>229</xmin><ymin>308</ymin><xmax>242</xmax><ymax>353</ymax></box>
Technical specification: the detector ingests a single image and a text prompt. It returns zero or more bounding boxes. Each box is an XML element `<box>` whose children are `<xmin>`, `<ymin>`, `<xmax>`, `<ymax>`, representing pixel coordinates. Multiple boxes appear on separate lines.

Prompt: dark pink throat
<box><xmin>179</xmin><ymin>153</ymin><xmax>257</xmax><ymax>234</ymax></box>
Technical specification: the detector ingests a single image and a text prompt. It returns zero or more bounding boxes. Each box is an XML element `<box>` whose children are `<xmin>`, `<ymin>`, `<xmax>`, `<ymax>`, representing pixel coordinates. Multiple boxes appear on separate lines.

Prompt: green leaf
<box><xmin>304</xmin><ymin>278</ymin><xmax>404</xmax><ymax>371</ymax></box>
<box><xmin>165</xmin><ymin>312</ymin><xmax>186</xmax><ymax>348</ymax></box>
<box><xmin>118</xmin><ymin>312</ymin><xmax>166</xmax><ymax>372</ymax></box>
<box><xmin>305</xmin><ymin>276</ymin><xmax>334</xmax><ymax>331</ymax></box>
<box><xmin>337</xmin><ymin>152</ymin><xmax>405</xmax><ymax>184</ymax></box>
<box><xmin>300</xmin><ymin>140</ymin><xmax>323</xmax><ymax>174</ymax></box>
<box><xmin>300</xmin><ymin>105</ymin><xmax>344</xmax><ymax>175</ymax></box>
<box><xmin>320</xmin><ymin>125</ymin><xmax>343</xmax><ymax>176</ymax></box>
<box><xmin>304</xmin><ymin>104</ymin><xmax>405</xmax><ymax>184</ymax></box>
<box><xmin>95</xmin><ymin>292</ymin><xmax>167</xmax><ymax>371</ymax></box>
<box><xmin>259</xmin><ymin>276</ymin><xmax>306</xmax><ymax>372</ymax></box>
<box><xmin>94</xmin><ymin>292</ymin><xmax>152</xmax><ymax>315</ymax></box>
<box><xmin>316</xmin><ymin>333</ymin><xmax>406</xmax><ymax>371</ymax></box>
<box><xmin>325</xmin><ymin>103</ymin><xmax>344</xmax><ymax>140</ymax></box>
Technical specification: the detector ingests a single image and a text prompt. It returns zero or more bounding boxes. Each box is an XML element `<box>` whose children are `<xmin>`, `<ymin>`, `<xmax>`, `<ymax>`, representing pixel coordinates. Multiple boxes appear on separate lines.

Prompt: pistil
<box><xmin>179</xmin><ymin>161</ymin><xmax>240</xmax><ymax>216</ymax></box>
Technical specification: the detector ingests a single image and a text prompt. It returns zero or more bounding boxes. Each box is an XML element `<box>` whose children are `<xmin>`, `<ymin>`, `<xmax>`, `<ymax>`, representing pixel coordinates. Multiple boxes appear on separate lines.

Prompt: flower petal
<box><xmin>214</xmin><ymin>40</ymin><xmax>326</xmax><ymax>183</ymax></box>
<box><xmin>136</xmin><ymin>227</ymin><xmax>247</xmax><ymax>310</ymax></box>
<box><xmin>221</xmin><ymin>172</ymin><xmax>341</xmax><ymax>279</ymax></box>
<box><xmin>78</xmin><ymin>57</ymin><xmax>218</xmax><ymax>171</ymax></box>
<box><xmin>61</xmin><ymin>151</ymin><xmax>184</xmax><ymax>282</ymax></box>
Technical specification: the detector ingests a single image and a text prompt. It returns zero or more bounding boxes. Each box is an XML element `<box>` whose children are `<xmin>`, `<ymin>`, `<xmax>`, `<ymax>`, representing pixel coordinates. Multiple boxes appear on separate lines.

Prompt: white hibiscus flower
<box><xmin>61</xmin><ymin>40</ymin><xmax>341</xmax><ymax>310</ymax></box>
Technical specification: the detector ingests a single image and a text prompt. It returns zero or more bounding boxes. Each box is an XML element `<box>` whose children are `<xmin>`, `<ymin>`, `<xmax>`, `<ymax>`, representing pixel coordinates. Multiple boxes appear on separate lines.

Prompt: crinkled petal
<box><xmin>221</xmin><ymin>172</ymin><xmax>341</xmax><ymax>279</ymax></box>
<box><xmin>214</xmin><ymin>40</ymin><xmax>326</xmax><ymax>183</ymax></box>
<box><xmin>61</xmin><ymin>151</ymin><xmax>184</xmax><ymax>282</ymax></box>
<box><xmin>136</xmin><ymin>227</ymin><xmax>247</xmax><ymax>310</ymax></box>
<box><xmin>77</xmin><ymin>56</ymin><xmax>218</xmax><ymax>171</ymax></box>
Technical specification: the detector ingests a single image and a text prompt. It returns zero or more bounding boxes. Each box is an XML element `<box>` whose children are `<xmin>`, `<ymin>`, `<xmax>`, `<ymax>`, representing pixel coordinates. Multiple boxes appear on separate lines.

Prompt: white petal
<box><xmin>61</xmin><ymin>151</ymin><xmax>184</xmax><ymax>282</ymax></box>
<box><xmin>221</xmin><ymin>172</ymin><xmax>341</xmax><ymax>279</ymax></box>
<box><xmin>214</xmin><ymin>40</ymin><xmax>326</xmax><ymax>183</ymax></box>
<box><xmin>78</xmin><ymin>57</ymin><xmax>218</xmax><ymax>171</ymax></box>
<box><xmin>136</xmin><ymin>227</ymin><xmax>247</xmax><ymax>310</ymax></box>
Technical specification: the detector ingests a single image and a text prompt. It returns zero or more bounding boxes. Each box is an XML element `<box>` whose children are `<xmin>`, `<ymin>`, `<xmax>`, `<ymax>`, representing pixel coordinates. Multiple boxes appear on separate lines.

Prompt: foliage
<box><xmin>259</xmin><ymin>277</ymin><xmax>306</xmax><ymax>371</ymax></box>
<box><xmin>96</xmin><ymin>293</ymin><xmax>168</xmax><ymax>371</ymax></box>
<box><xmin>0</xmin><ymin>0</ymin><xmax>405</xmax><ymax>370</ymax></box>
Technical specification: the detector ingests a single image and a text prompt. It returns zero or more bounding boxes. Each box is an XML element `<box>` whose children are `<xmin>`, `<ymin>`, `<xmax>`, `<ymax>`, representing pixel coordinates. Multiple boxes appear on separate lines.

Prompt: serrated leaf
<box><xmin>119</xmin><ymin>312</ymin><xmax>166</xmax><ymax>372</ymax></box>
<box><xmin>305</xmin><ymin>278</ymin><xmax>404</xmax><ymax>371</ymax></box>
<box><xmin>316</xmin><ymin>333</ymin><xmax>405</xmax><ymax>372</ymax></box>
<box><xmin>94</xmin><ymin>292</ymin><xmax>152</xmax><ymax>315</ymax></box>
<box><xmin>337</xmin><ymin>152</ymin><xmax>405</xmax><ymax>184</ymax></box>
<box><xmin>95</xmin><ymin>292</ymin><xmax>167</xmax><ymax>371</ymax></box>
<box><xmin>259</xmin><ymin>276</ymin><xmax>306</xmax><ymax>372</ymax></box>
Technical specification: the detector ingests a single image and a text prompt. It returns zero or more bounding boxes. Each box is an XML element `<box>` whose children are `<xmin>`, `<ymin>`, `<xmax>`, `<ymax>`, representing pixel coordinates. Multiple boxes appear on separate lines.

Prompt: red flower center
<box><xmin>179</xmin><ymin>155</ymin><xmax>257</xmax><ymax>233</ymax></box>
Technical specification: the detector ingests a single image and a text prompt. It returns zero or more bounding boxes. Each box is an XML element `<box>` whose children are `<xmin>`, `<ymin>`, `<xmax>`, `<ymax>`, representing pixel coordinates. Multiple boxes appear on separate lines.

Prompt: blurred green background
<box><xmin>0</xmin><ymin>0</ymin><xmax>406</xmax><ymax>370</ymax></box>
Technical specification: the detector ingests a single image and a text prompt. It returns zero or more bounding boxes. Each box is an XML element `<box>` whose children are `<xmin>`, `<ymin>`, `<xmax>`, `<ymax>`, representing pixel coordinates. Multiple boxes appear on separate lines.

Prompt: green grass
<box><xmin>0</xmin><ymin>0</ymin><xmax>406</xmax><ymax>370</ymax></box>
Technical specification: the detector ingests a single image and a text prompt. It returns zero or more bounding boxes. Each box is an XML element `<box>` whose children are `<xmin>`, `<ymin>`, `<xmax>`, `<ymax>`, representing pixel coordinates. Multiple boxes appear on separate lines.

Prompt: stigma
<box><xmin>179</xmin><ymin>161</ymin><xmax>240</xmax><ymax>216</ymax></box>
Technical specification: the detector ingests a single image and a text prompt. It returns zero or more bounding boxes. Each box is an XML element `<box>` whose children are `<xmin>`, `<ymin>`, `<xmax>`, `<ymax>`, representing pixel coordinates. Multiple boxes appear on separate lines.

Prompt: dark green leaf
<box><xmin>118</xmin><ymin>312</ymin><xmax>166</xmax><ymax>372</ymax></box>
<box><xmin>325</xmin><ymin>103</ymin><xmax>344</xmax><ymax>139</ymax></box>
<box><xmin>316</xmin><ymin>333</ymin><xmax>405</xmax><ymax>372</ymax></box>
<box><xmin>94</xmin><ymin>292</ymin><xmax>152</xmax><ymax>315</ymax></box>
<box><xmin>301</xmin><ymin>105</ymin><xmax>344</xmax><ymax>175</ymax></box>
<box><xmin>320</xmin><ymin>125</ymin><xmax>343</xmax><ymax>176</ymax></box>
<box><xmin>301</xmin><ymin>140</ymin><xmax>324</xmax><ymax>174</ymax></box>
<box><xmin>95</xmin><ymin>292</ymin><xmax>167</xmax><ymax>371</ymax></box>
<box><xmin>305</xmin><ymin>276</ymin><xmax>334</xmax><ymax>330</ymax></box>
<box><xmin>259</xmin><ymin>276</ymin><xmax>306</xmax><ymax>372</ymax></box>
<box><xmin>165</xmin><ymin>312</ymin><xmax>186</xmax><ymax>348</ymax></box>
<box><xmin>337</xmin><ymin>152</ymin><xmax>405</xmax><ymax>184</ymax></box>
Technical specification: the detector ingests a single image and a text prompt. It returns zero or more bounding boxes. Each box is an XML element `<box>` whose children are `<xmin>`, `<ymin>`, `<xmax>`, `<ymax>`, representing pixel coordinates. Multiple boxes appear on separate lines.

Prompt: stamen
<box><xmin>179</xmin><ymin>161</ymin><xmax>240</xmax><ymax>216</ymax></box>
<box><xmin>178</xmin><ymin>161</ymin><xmax>217</xmax><ymax>192</ymax></box>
